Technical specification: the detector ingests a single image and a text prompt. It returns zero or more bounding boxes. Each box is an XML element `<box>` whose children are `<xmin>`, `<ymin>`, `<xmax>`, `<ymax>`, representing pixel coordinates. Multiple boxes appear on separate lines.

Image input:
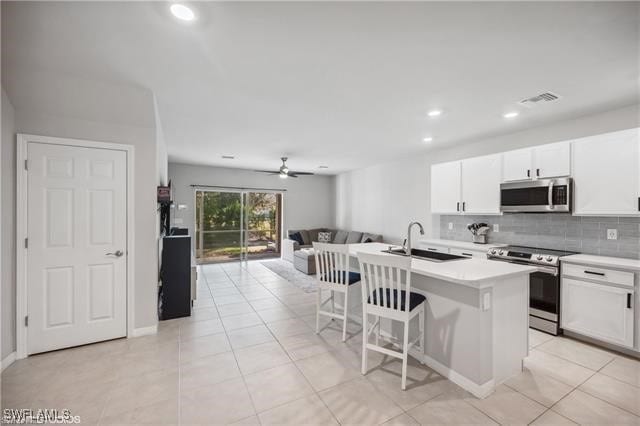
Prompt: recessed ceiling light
<box><xmin>318</xmin><ymin>165</ymin><xmax>329</xmax><ymax>169</ymax></box>
<box><xmin>503</xmin><ymin>111</ymin><xmax>519</xmax><ymax>119</ymax></box>
<box><xmin>423</xmin><ymin>137</ymin><xmax>433</xmax><ymax>143</ymax></box>
<box><xmin>221</xmin><ymin>155</ymin><xmax>234</xmax><ymax>159</ymax></box>
<box><xmin>427</xmin><ymin>110</ymin><xmax>442</xmax><ymax>117</ymax></box>
<box><xmin>170</xmin><ymin>4</ymin><xmax>195</xmax><ymax>21</ymax></box>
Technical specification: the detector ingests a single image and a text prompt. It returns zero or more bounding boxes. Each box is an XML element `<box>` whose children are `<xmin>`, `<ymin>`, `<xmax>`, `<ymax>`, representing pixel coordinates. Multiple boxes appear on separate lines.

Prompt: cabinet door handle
<box><xmin>584</xmin><ymin>270</ymin><xmax>605</xmax><ymax>277</ymax></box>
<box><xmin>462</xmin><ymin>252</ymin><xmax>473</xmax><ymax>257</ymax></box>
<box><xmin>427</xmin><ymin>248</ymin><xmax>438</xmax><ymax>251</ymax></box>
<box><xmin>457</xmin><ymin>202</ymin><xmax>460</xmax><ymax>212</ymax></box>
<box><xmin>536</xmin><ymin>168</ymin><xmax>540</xmax><ymax>177</ymax></box>
<box><xmin>462</xmin><ymin>202</ymin><xmax>466</xmax><ymax>212</ymax></box>
<box><xmin>627</xmin><ymin>293</ymin><xmax>632</xmax><ymax>309</ymax></box>
<box><xmin>527</xmin><ymin>169</ymin><xmax>530</xmax><ymax>178</ymax></box>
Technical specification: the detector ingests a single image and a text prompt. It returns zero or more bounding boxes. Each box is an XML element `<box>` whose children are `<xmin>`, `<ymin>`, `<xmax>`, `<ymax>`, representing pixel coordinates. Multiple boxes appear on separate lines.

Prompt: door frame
<box><xmin>192</xmin><ymin>186</ymin><xmax>284</xmax><ymax>264</ymax></box>
<box><xmin>16</xmin><ymin>134</ymin><xmax>135</xmax><ymax>359</ymax></box>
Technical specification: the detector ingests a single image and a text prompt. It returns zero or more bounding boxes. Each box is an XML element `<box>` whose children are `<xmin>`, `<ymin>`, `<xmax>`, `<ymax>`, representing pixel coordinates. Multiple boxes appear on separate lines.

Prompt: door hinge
<box><xmin>24</xmin><ymin>238</ymin><xmax>28</xmax><ymax>249</ymax></box>
<box><xmin>24</xmin><ymin>316</ymin><xmax>28</xmax><ymax>327</ymax></box>
<box><xmin>24</xmin><ymin>159</ymin><xmax>28</xmax><ymax>171</ymax></box>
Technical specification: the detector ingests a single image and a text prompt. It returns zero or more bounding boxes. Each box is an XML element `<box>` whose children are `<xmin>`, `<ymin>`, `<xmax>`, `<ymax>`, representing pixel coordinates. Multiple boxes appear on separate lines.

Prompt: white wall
<box><xmin>336</xmin><ymin>104</ymin><xmax>640</xmax><ymax>243</ymax></box>
<box><xmin>2</xmin><ymin>75</ymin><xmax>163</xmax><ymax>344</ymax></box>
<box><xmin>1</xmin><ymin>88</ymin><xmax>16</xmax><ymax>360</ymax></box>
<box><xmin>336</xmin><ymin>155</ymin><xmax>430</xmax><ymax>245</ymax></box>
<box><xmin>168</xmin><ymin>162</ymin><xmax>336</xmax><ymax>245</ymax></box>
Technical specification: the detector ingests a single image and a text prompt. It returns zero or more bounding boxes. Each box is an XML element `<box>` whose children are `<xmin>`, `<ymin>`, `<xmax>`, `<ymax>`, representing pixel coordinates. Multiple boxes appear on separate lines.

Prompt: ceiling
<box><xmin>2</xmin><ymin>1</ymin><xmax>639</xmax><ymax>174</ymax></box>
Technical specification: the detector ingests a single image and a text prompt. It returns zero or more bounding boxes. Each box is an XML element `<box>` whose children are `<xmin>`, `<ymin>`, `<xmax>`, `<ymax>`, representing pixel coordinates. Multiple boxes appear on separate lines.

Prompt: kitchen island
<box><xmin>347</xmin><ymin>242</ymin><xmax>537</xmax><ymax>398</ymax></box>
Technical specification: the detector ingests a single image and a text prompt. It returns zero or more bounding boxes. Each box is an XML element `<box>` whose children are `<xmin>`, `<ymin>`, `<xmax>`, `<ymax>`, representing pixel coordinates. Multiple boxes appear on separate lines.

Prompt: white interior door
<box><xmin>27</xmin><ymin>142</ymin><xmax>127</xmax><ymax>354</ymax></box>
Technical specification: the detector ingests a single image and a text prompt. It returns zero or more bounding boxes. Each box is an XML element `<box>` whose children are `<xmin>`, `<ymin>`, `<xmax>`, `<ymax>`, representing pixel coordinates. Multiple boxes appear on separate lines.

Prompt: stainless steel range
<box><xmin>487</xmin><ymin>245</ymin><xmax>578</xmax><ymax>335</ymax></box>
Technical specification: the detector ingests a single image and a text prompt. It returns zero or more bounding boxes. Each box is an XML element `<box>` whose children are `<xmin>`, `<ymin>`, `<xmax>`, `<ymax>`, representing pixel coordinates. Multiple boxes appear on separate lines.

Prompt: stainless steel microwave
<box><xmin>500</xmin><ymin>178</ymin><xmax>572</xmax><ymax>213</ymax></box>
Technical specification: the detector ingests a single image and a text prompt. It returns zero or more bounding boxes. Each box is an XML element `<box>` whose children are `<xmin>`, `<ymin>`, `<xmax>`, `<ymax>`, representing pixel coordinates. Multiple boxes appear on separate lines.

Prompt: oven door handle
<box><xmin>488</xmin><ymin>257</ymin><xmax>559</xmax><ymax>276</ymax></box>
<box><xmin>548</xmin><ymin>179</ymin><xmax>555</xmax><ymax>210</ymax></box>
<box><xmin>535</xmin><ymin>265</ymin><xmax>559</xmax><ymax>276</ymax></box>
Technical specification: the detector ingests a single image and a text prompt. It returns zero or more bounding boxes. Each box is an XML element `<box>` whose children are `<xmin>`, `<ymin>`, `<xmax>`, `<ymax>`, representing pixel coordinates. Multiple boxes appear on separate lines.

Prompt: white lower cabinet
<box><xmin>561</xmin><ymin>277</ymin><xmax>635</xmax><ymax>348</ymax></box>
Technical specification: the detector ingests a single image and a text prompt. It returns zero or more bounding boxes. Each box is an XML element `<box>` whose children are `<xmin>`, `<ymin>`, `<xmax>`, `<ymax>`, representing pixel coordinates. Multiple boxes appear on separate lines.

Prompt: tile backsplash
<box><xmin>440</xmin><ymin>214</ymin><xmax>640</xmax><ymax>260</ymax></box>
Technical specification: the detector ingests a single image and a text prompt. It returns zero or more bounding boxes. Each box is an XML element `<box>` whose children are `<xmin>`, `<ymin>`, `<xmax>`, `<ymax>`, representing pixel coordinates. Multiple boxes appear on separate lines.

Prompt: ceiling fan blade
<box><xmin>287</xmin><ymin>173</ymin><xmax>299</xmax><ymax>178</ymax></box>
<box><xmin>289</xmin><ymin>171</ymin><xmax>315</xmax><ymax>175</ymax></box>
<box><xmin>254</xmin><ymin>170</ymin><xmax>281</xmax><ymax>174</ymax></box>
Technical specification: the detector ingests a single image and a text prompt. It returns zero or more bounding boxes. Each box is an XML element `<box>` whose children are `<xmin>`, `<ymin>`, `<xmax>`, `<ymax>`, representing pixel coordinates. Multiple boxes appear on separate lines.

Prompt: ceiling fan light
<box><xmin>279</xmin><ymin>173</ymin><xmax>288</xmax><ymax>179</ymax></box>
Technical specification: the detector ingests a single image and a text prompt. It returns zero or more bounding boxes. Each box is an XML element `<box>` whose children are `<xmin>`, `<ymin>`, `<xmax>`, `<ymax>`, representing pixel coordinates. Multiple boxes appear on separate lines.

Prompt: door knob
<box><xmin>106</xmin><ymin>250</ymin><xmax>124</xmax><ymax>257</ymax></box>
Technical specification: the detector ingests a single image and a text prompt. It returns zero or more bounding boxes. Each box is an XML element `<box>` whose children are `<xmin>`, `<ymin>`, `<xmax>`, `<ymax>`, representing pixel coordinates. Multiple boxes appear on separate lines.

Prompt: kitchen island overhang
<box><xmin>347</xmin><ymin>243</ymin><xmax>537</xmax><ymax>399</ymax></box>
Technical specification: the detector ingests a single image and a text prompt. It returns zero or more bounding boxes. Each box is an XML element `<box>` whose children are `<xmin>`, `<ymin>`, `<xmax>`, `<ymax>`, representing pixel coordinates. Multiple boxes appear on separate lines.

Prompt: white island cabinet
<box><xmin>561</xmin><ymin>254</ymin><xmax>639</xmax><ymax>351</ymax></box>
<box><xmin>348</xmin><ymin>242</ymin><xmax>536</xmax><ymax>398</ymax></box>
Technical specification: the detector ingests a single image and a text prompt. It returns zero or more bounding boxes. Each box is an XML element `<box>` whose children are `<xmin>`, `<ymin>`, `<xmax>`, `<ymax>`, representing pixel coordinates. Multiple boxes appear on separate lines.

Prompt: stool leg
<box><xmin>342</xmin><ymin>288</ymin><xmax>349</xmax><ymax>342</ymax></box>
<box><xmin>315</xmin><ymin>288</ymin><xmax>321</xmax><ymax>334</ymax></box>
<box><xmin>361</xmin><ymin>311</ymin><xmax>368</xmax><ymax>375</ymax></box>
<box><xmin>402</xmin><ymin>320</ymin><xmax>409</xmax><ymax>390</ymax></box>
<box><xmin>419</xmin><ymin>305</ymin><xmax>425</xmax><ymax>363</ymax></box>
<box><xmin>331</xmin><ymin>290</ymin><xmax>335</xmax><ymax>320</ymax></box>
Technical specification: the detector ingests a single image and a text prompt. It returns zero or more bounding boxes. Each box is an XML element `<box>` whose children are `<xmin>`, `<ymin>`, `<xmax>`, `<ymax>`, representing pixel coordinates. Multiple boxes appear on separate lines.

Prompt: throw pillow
<box><xmin>363</xmin><ymin>237</ymin><xmax>373</xmax><ymax>243</ymax></box>
<box><xmin>290</xmin><ymin>232</ymin><xmax>304</xmax><ymax>245</ymax></box>
<box><xmin>318</xmin><ymin>231</ymin><xmax>332</xmax><ymax>243</ymax></box>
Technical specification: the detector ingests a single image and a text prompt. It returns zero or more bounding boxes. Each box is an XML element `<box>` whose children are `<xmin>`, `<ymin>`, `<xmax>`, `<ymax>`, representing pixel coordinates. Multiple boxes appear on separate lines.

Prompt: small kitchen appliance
<box><xmin>467</xmin><ymin>222</ymin><xmax>490</xmax><ymax>244</ymax></box>
<box><xmin>486</xmin><ymin>245</ymin><xmax>578</xmax><ymax>335</ymax></box>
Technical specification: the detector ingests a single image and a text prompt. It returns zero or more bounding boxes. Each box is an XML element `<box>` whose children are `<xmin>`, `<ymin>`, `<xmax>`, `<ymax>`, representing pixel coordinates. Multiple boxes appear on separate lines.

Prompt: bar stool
<box><xmin>313</xmin><ymin>242</ymin><xmax>361</xmax><ymax>342</ymax></box>
<box><xmin>357</xmin><ymin>252</ymin><xmax>426</xmax><ymax>390</ymax></box>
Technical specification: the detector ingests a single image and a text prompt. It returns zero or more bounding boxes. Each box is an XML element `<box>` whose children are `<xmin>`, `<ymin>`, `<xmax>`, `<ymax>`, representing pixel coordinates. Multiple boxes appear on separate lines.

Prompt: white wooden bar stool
<box><xmin>357</xmin><ymin>252</ymin><xmax>426</xmax><ymax>390</ymax></box>
<box><xmin>312</xmin><ymin>242</ymin><xmax>361</xmax><ymax>342</ymax></box>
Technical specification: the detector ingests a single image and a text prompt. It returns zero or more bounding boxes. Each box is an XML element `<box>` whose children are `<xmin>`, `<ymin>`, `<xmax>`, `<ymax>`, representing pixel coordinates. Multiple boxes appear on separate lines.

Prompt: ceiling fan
<box><xmin>254</xmin><ymin>157</ymin><xmax>314</xmax><ymax>179</ymax></box>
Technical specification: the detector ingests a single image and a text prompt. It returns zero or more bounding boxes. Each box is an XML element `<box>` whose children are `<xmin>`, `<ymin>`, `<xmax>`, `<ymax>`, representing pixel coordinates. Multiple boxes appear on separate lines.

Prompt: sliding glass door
<box><xmin>195</xmin><ymin>189</ymin><xmax>282</xmax><ymax>264</ymax></box>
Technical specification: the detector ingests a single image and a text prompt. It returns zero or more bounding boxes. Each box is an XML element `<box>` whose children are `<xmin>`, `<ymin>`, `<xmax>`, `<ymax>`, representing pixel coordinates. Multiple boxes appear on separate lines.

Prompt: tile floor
<box><xmin>2</xmin><ymin>260</ymin><xmax>640</xmax><ymax>425</ymax></box>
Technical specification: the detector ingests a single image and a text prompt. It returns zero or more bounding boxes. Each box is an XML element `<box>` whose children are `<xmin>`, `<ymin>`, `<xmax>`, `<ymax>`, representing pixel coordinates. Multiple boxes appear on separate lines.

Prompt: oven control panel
<box><xmin>487</xmin><ymin>248</ymin><xmax>560</xmax><ymax>266</ymax></box>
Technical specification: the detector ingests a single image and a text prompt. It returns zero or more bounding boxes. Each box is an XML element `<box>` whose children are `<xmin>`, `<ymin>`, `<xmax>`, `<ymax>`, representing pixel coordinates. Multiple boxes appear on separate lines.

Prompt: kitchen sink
<box><xmin>382</xmin><ymin>247</ymin><xmax>470</xmax><ymax>262</ymax></box>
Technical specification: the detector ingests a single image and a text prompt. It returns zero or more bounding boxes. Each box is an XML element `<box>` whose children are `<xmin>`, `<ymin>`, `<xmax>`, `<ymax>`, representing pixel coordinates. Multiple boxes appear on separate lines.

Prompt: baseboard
<box><xmin>1</xmin><ymin>352</ymin><xmax>16</xmax><ymax>372</ymax></box>
<box><xmin>375</xmin><ymin>329</ymin><xmax>495</xmax><ymax>399</ymax></box>
<box><xmin>131</xmin><ymin>325</ymin><xmax>158</xmax><ymax>337</ymax></box>
<box><xmin>422</xmin><ymin>353</ymin><xmax>495</xmax><ymax>399</ymax></box>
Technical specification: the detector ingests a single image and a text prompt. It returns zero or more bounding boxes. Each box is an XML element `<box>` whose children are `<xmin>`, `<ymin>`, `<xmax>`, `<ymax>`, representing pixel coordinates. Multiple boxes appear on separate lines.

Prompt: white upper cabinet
<box><xmin>461</xmin><ymin>154</ymin><xmax>502</xmax><ymax>214</ymax></box>
<box><xmin>431</xmin><ymin>161</ymin><xmax>461</xmax><ymax>214</ymax></box>
<box><xmin>431</xmin><ymin>155</ymin><xmax>501</xmax><ymax>215</ymax></box>
<box><xmin>572</xmin><ymin>128</ymin><xmax>640</xmax><ymax>216</ymax></box>
<box><xmin>532</xmin><ymin>142</ymin><xmax>571</xmax><ymax>178</ymax></box>
<box><xmin>502</xmin><ymin>148</ymin><xmax>533</xmax><ymax>182</ymax></box>
<box><xmin>502</xmin><ymin>142</ymin><xmax>571</xmax><ymax>182</ymax></box>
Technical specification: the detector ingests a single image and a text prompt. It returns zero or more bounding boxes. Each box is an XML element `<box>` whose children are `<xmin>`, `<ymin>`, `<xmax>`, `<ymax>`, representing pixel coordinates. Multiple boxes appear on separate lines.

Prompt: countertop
<box><xmin>562</xmin><ymin>254</ymin><xmax>640</xmax><ymax>272</ymax></box>
<box><xmin>418</xmin><ymin>238</ymin><xmax>506</xmax><ymax>252</ymax></box>
<box><xmin>348</xmin><ymin>243</ymin><xmax>538</xmax><ymax>288</ymax></box>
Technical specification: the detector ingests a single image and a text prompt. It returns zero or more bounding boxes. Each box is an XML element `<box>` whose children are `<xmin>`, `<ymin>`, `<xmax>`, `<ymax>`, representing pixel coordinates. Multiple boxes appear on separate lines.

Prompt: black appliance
<box><xmin>486</xmin><ymin>245</ymin><xmax>578</xmax><ymax>335</ymax></box>
<box><xmin>500</xmin><ymin>178</ymin><xmax>572</xmax><ymax>213</ymax></box>
<box><xmin>159</xmin><ymin>235</ymin><xmax>192</xmax><ymax>320</ymax></box>
<box><xmin>170</xmin><ymin>227</ymin><xmax>189</xmax><ymax>236</ymax></box>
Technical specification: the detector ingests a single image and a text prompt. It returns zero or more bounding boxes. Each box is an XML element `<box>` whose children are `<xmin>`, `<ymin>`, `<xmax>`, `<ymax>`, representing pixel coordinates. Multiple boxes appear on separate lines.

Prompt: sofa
<box><xmin>282</xmin><ymin>228</ymin><xmax>383</xmax><ymax>263</ymax></box>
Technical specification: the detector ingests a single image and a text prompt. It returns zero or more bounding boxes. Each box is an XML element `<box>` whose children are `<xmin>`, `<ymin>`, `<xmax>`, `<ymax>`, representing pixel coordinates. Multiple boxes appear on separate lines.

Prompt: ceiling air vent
<box><xmin>518</xmin><ymin>92</ymin><xmax>561</xmax><ymax>108</ymax></box>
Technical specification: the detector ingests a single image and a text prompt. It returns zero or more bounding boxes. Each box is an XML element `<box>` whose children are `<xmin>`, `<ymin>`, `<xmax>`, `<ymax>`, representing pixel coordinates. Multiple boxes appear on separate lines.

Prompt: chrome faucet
<box><xmin>406</xmin><ymin>221</ymin><xmax>425</xmax><ymax>256</ymax></box>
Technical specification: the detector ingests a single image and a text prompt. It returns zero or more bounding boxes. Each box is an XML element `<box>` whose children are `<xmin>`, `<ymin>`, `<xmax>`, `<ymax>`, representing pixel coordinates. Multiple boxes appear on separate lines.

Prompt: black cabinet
<box><xmin>159</xmin><ymin>235</ymin><xmax>192</xmax><ymax>320</ymax></box>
